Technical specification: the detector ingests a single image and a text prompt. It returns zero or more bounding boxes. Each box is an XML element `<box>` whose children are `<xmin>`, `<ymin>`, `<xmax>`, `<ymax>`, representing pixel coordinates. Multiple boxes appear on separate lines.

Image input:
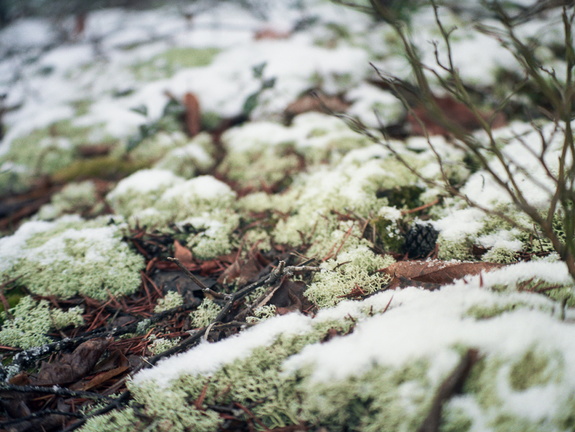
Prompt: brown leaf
<box><xmin>254</xmin><ymin>28</ymin><xmax>291</xmax><ymax>40</ymax></box>
<box><xmin>218</xmin><ymin>256</ymin><xmax>263</xmax><ymax>286</ymax></box>
<box><xmin>32</xmin><ymin>338</ymin><xmax>110</xmax><ymax>386</ymax></box>
<box><xmin>284</xmin><ymin>91</ymin><xmax>350</xmax><ymax>121</ymax></box>
<box><xmin>407</xmin><ymin>95</ymin><xmax>506</xmax><ymax>136</ymax></box>
<box><xmin>382</xmin><ymin>260</ymin><xmax>504</xmax><ymax>287</ymax></box>
<box><xmin>174</xmin><ymin>240</ymin><xmax>194</xmax><ymax>265</ymax></box>
<box><xmin>77</xmin><ymin>365</ymin><xmax>129</xmax><ymax>392</ymax></box>
<box><xmin>183</xmin><ymin>92</ymin><xmax>201</xmax><ymax>137</ymax></box>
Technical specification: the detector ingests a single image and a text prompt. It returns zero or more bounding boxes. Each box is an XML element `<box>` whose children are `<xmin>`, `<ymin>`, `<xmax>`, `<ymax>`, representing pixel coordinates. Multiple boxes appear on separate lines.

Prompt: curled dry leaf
<box><xmin>32</xmin><ymin>338</ymin><xmax>110</xmax><ymax>386</ymax></box>
<box><xmin>382</xmin><ymin>260</ymin><xmax>505</xmax><ymax>289</ymax></box>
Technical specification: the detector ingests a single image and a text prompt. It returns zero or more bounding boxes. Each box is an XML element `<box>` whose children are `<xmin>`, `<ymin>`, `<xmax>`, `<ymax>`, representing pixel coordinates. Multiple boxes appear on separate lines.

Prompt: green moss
<box><xmin>132</xmin><ymin>47</ymin><xmax>221</xmax><ymax>81</ymax></box>
<box><xmin>508</xmin><ymin>348</ymin><xmax>562</xmax><ymax>391</ymax></box>
<box><xmin>437</xmin><ymin>236</ymin><xmax>474</xmax><ymax>261</ymax></box>
<box><xmin>465</xmin><ymin>303</ymin><xmax>523</xmax><ymax>319</ymax></box>
<box><xmin>79</xmin><ymin>408</ymin><xmax>142</xmax><ymax>432</ymax></box>
<box><xmin>190</xmin><ymin>299</ymin><xmax>222</xmax><ymax>328</ymax></box>
<box><xmin>3</xmin><ymin>217</ymin><xmax>144</xmax><ymax>300</ymax></box>
<box><xmin>51</xmin><ymin>156</ymin><xmax>148</xmax><ymax>184</ymax></box>
<box><xmin>0</xmin><ymin>296</ymin><xmax>83</xmax><ymax>349</ymax></box>
<box><xmin>441</xmin><ymin>405</ymin><xmax>474</xmax><ymax>432</ymax></box>
<box><xmin>148</xmin><ymin>336</ymin><xmax>181</xmax><ymax>355</ymax></box>
<box><xmin>305</xmin><ymin>245</ymin><xmax>394</xmax><ymax>308</ymax></box>
<box><xmin>37</xmin><ymin>181</ymin><xmax>99</xmax><ymax>220</ymax></box>
<box><xmin>298</xmin><ymin>360</ymin><xmax>433</xmax><ymax>432</ymax></box>
<box><xmin>154</xmin><ymin>291</ymin><xmax>184</xmax><ymax>313</ymax></box>
<box><xmin>153</xmin><ymin>132</ymin><xmax>216</xmax><ymax>178</ymax></box>
<box><xmin>482</xmin><ymin>247</ymin><xmax>519</xmax><ymax>264</ymax></box>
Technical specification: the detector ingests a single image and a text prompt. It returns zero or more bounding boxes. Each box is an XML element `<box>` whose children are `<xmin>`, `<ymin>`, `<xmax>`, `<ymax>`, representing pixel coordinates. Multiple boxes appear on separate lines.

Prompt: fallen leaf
<box><xmin>407</xmin><ymin>95</ymin><xmax>506</xmax><ymax>136</ymax></box>
<box><xmin>174</xmin><ymin>240</ymin><xmax>194</xmax><ymax>265</ymax></box>
<box><xmin>77</xmin><ymin>365</ymin><xmax>129</xmax><ymax>392</ymax></box>
<box><xmin>284</xmin><ymin>91</ymin><xmax>350</xmax><ymax>121</ymax></box>
<box><xmin>32</xmin><ymin>338</ymin><xmax>110</xmax><ymax>386</ymax></box>
<box><xmin>254</xmin><ymin>28</ymin><xmax>291</xmax><ymax>40</ymax></box>
<box><xmin>183</xmin><ymin>92</ymin><xmax>201</xmax><ymax>137</ymax></box>
<box><xmin>382</xmin><ymin>260</ymin><xmax>504</xmax><ymax>287</ymax></box>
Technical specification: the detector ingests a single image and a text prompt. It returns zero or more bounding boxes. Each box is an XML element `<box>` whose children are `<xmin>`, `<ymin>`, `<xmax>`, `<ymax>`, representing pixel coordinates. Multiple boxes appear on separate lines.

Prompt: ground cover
<box><xmin>0</xmin><ymin>1</ymin><xmax>574</xmax><ymax>431</ymax></box>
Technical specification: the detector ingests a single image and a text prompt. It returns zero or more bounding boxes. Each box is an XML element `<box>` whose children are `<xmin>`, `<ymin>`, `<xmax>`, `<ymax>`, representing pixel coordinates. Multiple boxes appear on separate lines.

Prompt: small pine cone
<box><xmin>404</xmin><ymin>223</ymin><xmax>439</xmax><ymax>259</ymax></box>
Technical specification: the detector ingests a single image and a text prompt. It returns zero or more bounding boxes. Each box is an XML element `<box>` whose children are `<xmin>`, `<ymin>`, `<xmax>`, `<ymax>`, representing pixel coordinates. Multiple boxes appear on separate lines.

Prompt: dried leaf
<box><xmin>77</xmin><ymin>365</ymin><xmax>129</xmax><ymax>392</ymax></box>
<box><xmin>407</xmin><ymin>95</ymin><xmax>506</xmax><ymax>136</ymax></box>
<box><xmin>284</xmin><ymin>91</ymin><xmax>349</xmax><ymax>120</ymax></box>
<box><xmin>183</xmin><ymin>92</ymin><xmax>201</xmax><ymax>137</ymax></box>
<box><xmin>174</xmin><ymin>240</ymin><xmax>194</xmax><ymax>265</ymax></box>
<box><xmin>382</xmin><ymin>260</ymin><xmax>504</xmax><ymax>287</ymax></box>
<box><xmin>32</xmin><ymin>338</ymin><xmax>110</xmax><ymax>386</ymax></box>
<box><xmin>254</xmin><ymin>28</ymin><xmax>291</xmax><ymax>40</ymax></box>
<box><xmin>218</xmin><ymin>256</ymin><xmax>263</xmax><ymax>286</ymax></box>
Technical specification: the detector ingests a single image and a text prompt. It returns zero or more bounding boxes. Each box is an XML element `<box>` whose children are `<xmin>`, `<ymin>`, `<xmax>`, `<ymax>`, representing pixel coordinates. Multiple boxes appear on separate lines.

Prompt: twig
<box><xmin>418</xmin><ymin>349</ymin><xmax>480</xmax><ymax>432</ymax></box>
<box><xmin>0</xmin><ymin>410</ymin><xmax>83</xmax><ymax>428</ymax></box>
<box><xmin>0</xmin><ymin>383</ymin><xmax>115</xmax><ymax>401</ymax></box>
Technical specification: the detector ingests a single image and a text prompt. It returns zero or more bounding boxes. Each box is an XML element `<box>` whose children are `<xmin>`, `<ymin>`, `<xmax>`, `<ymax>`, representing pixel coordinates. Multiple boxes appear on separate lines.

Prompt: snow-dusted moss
<box><xmin>153</xmin><ymin>132</ymin><xmax>216</xmax><ymax>178</ymax></box>
<box><xmin>305</xmin><ymin>245</ymin><xmax>394</xmax><ymax>308</ymax></box>
<box><xmin>106</xmin><ymin>169</ymin><xmax>184</xmax><ymax>219</ymax></box>
<box><xmin>0</xmin><ymin>216</ymin><xmax>144</xmax><ymax>300</ymax></box>
<box><xmin>0</xmin><ymin>296</ymin><xmax>83</xmax><ymax>349</ymax></box>
<box><xmin>92</xmin><ymin>280</ymin><xmax>575</xmax><ymax>432</ymax></box>
<box><xmin>128</xmin><ymin>131</ymin><xmax>190</xmax><ymax>163</ymax></box>
<box><xmin>37</xmin><ymin>180</ymin><xmax>99</xmax><ymax>220</ymax></box>
<box><xmin>180</xmin><ymin>210</ymin><xmax>240</xmax><ymax>259</ymax></box>
<box><xmin>246</xmin><ymin>305</ymin><xmax>277</xmax><ymax>324</ymax></box>
<box><xmin>132</xmin><ymin>47</ymin><xmax>221</xmax><ymax>81</ymax></box>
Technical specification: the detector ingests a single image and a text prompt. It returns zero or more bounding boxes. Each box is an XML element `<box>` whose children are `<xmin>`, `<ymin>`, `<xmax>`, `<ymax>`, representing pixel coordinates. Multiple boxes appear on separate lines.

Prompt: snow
<box><xmin>1</xmin><ymin>0</ymin><xmax>575</xmax><ymax>428</ymax></box>
<box><xmin>132</xmin><ymin>312</ymin><xmax>312</xmax><ymax>386</ymax></box>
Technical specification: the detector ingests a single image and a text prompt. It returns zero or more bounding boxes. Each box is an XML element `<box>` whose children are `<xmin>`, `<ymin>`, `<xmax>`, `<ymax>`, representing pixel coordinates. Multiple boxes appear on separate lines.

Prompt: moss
<box><xmin>154</xmin><ymin>291</ymin><xmax>184</xmax><ymax>313</ymax></box>
<box><xmin>464</xmin><ymin>303</ymin><xmax>523</xmax><ymax>319</ymax></box>
<box><xmin>51</xmin><ymin>156</ymin><xmax>148</xmax><ymax>184</ymax></box>
<box><xmin>0</xmin><ymin>296</ymin><xmax>83</xmax><ymax>349</ymax></box>
<box><xmin>79</xmin><ymin>407</ymin><xmax>142</xmax><ymax>432</ymax></box>
<box><xmin>370</xmin><ymin>207</ymin><xmax>404</xmax><ymax>252</ymax></box>
<box><xmin>2</xmin><ymin>217</ymin><xmax>144</xmax><ymax>300</ymax></box>
<box><xmin>128</xmin><ymin>131</ymin><xmax>190</xmax><ymax>163</ymax></box>
<box><xmin>153</xmin><ymin>132</ymin><xmax>216</xmax><ymax>178</ymax></box>
<box><xmin>132</xmin><ymin>47</ymin><xmax>221</xmax><ymax>81</ymax></box>
<box><xmin>437</xmin><ymin>236</ymin><xmax>474</xmax><ymax>261</ymax></box>
<box><xmin>246</xmin><ymin>305</ymin><xmax>277</xmax><ymax>324</ymax></box>
<box><xmin>148</xmin><ymin>336</ymin><xmax>182</xmax><ymax>355</ymax></box>
<box><xmin>190</xmin><ymin>299</ymin><xmax>222</xmax><ymax>328</ymax></box>
<box><xmin>508</xmin><ymin>348</ymin><xmax>562</xmax><ymax>391</ymax></box>
<box><xmin>183</xmin><ymin>211</ymin><xmax>240</xmax><ymax>259</ymax></box>
<box><xmin>0</xmin><ymin>118</ymin><xmax>121</xmax><ymax>193</ymax></box>
<box><xmin>37</xmin><ymin>181</ymin><xmax>99</xmax><ymax>220</ymax></box>
<box><xmin>441</xmin><ymin>405</ymin><xmax>474</xmax><ymax>432</ymax></box>
<box><xmin>305</xmin><ymin>245</ymin><xmax>394</xmax><ymax>308</ymax></box>
<box><xmin>481</xmin><ymin>247</ymin><xmax>519</xmax><ymax>264</ymax></box>
<box><xmin>106</xmin><ymin>169</ymin><xmax>184</xmax><ymax>220</ymax></box>
<box><xmin>298</xmin><ymin>360</ymin><xmax>433</xmax><ymax>432</ymax></box>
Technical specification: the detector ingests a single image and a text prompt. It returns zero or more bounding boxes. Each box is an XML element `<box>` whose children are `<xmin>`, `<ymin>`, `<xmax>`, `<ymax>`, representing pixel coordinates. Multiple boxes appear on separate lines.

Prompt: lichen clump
<box><xmin>0</xmin><ymin>216</ymin><xmax>144</xmax><ymax>300</ymax></box>
<box><xmin>0</xmin><ymin>296</ymin><xmax>84</xmax><ymax>349</ymax></box>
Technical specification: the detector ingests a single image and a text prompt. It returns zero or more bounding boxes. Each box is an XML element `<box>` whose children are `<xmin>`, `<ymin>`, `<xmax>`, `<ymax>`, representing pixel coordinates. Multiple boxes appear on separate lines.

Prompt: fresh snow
<box><xmin>1</xmin><ymin>0</ymin><xmax>574</xmax><ymax>429</ymax></box>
